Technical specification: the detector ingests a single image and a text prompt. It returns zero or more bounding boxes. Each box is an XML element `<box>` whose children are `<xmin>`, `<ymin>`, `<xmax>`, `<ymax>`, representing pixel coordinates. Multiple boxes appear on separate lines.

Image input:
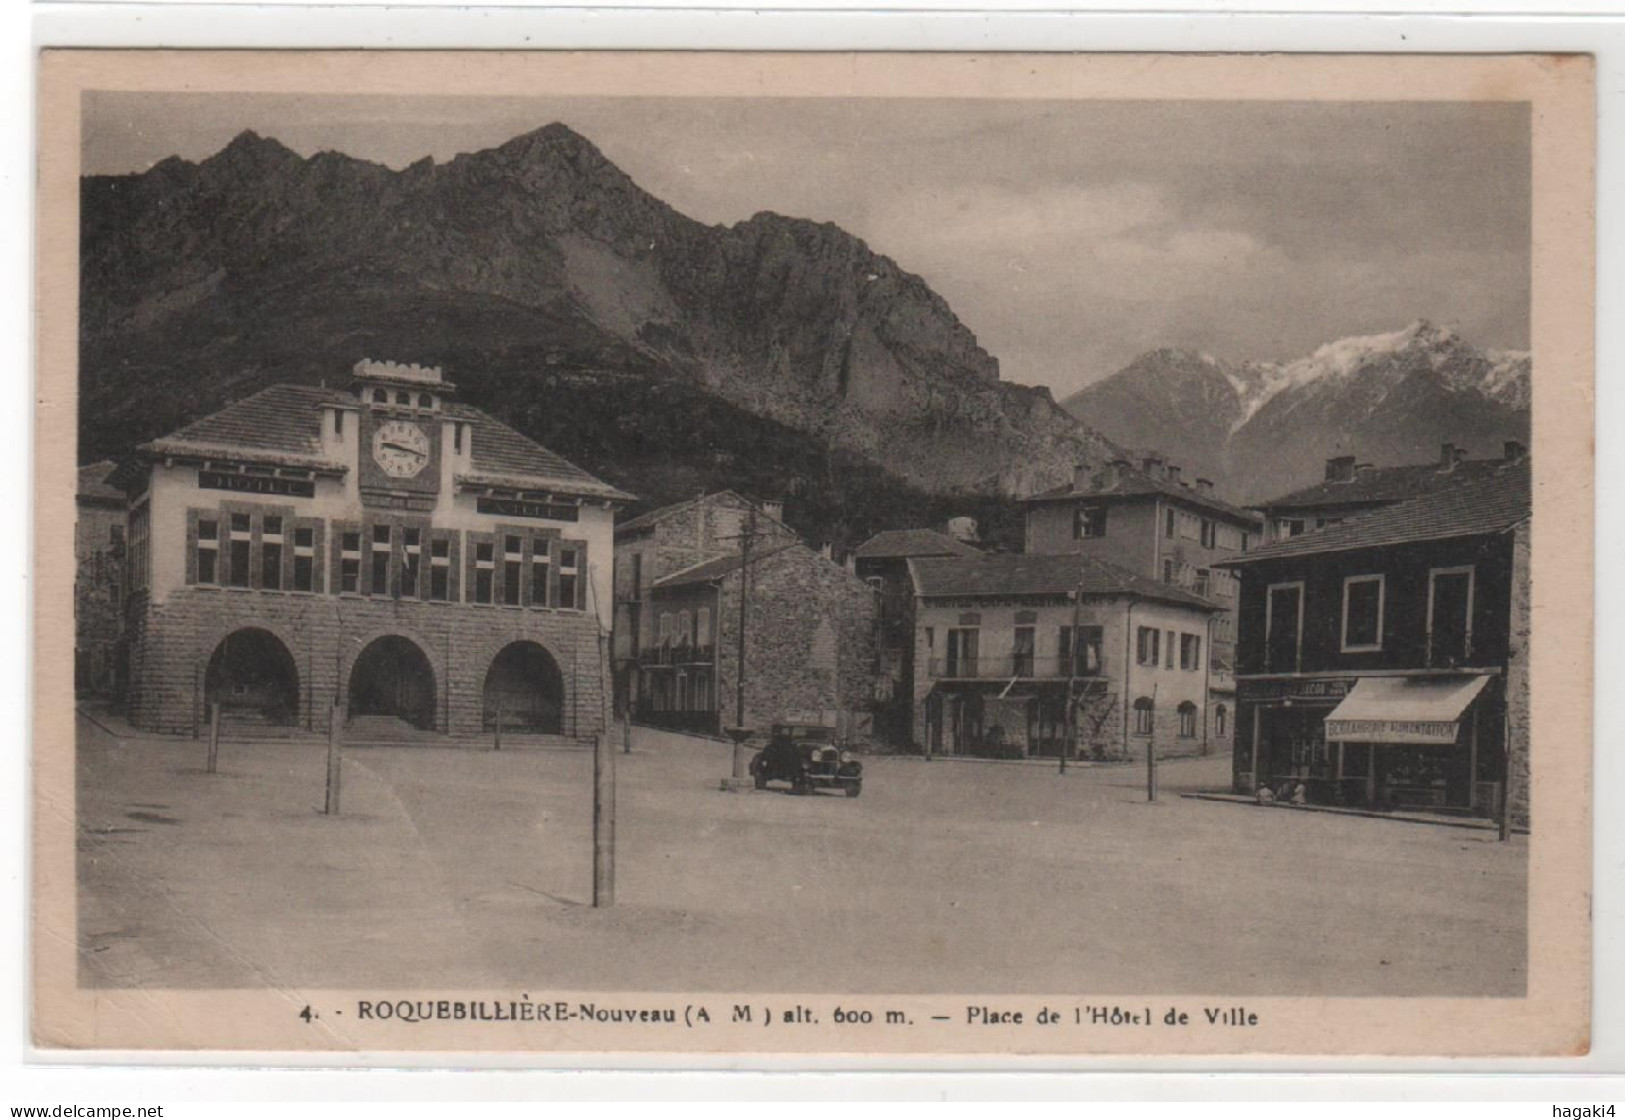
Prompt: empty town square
<box><xmin>75</xmin><ymin>716</ymin><xmax>1525</xmax><ymax>997</ymax></box>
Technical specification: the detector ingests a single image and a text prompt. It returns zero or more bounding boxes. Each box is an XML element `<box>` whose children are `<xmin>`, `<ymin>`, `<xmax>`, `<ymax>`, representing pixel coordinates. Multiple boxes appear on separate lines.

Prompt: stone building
<box><xmin>1020</xmin><ymin>454</ymin><xmax>1262</xmax><ymax>754</ymax></box>
<box><xmin>609</xmin><ymin>491</ymin><xmax>798</xmax><ymax>721</ymax></box>
<box><xmin>1217</xmin><ymin>460</ymin><xmax>1531</xmax><ymax>827</ymax></box>
<box><xmin>641</xmin><ymin>541</ymin><xmax>879</xmax><ymax>738</ymax></box>
<box><xmin>909</xmin><ymin>553</ymin><xmax>1220</xmax><ymax>761</ymax></box>
<box><xmin>75</xmin><ymin>460</ymin><xmax>127</xmax><ymax>697</ymax></box>
<box><xmin>110</xmin><ymin>359</ymin><xmax>633</xmax><ymax>742</ymax></box>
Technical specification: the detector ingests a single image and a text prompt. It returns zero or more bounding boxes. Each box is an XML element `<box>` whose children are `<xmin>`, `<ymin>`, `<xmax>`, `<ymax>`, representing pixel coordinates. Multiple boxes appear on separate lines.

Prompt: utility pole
<box><xmin>720</xmin><ymin>504</ymin><xmax>759</xmax><ymax>792</ymax></box>
<box><xmin>1062</xmin><ymin>587</ymin><xmax>1082</xmax><ymax>775</ymax></box>
<box><xmin>1147</xmin><ymin>682</ymin><xmax>1159</xmax><ymax>802</ymax></box>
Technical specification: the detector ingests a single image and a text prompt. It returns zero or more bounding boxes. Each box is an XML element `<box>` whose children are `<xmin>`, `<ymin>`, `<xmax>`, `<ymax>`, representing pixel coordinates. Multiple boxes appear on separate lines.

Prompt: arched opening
<box><xmin>483</xmin><ymin>641</ymin><xmax>564</xmax><ymax>733</ymax></box>
<box><xmin>348</xmin><ymin>635</ymin><xmax>436</xmax><ymax>730</ymax></box>
<box><xmin>1178</xmin><ymin>700</ymin><xmax>1199</xmax><ymax>739</ymax></box>
<box><xmin>205</xmin><ymin>628</ymin><xmax>299</xmax><ymax>727</ymax></box>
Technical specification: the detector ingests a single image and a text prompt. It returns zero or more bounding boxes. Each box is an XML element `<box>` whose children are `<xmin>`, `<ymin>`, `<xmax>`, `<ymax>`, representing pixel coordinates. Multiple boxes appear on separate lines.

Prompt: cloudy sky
<box><xmin>84</xmin><ymin>92</ymin><xmax>1530</xmax><ymax>398</ymax></box>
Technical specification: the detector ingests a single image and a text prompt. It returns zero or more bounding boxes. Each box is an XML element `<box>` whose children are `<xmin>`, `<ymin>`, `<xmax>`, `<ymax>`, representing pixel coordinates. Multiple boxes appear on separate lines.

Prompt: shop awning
<box><xmin>1323</xmin><ymin>675</ymin><xmax>1492</xmax><ymax>745</ymax></box>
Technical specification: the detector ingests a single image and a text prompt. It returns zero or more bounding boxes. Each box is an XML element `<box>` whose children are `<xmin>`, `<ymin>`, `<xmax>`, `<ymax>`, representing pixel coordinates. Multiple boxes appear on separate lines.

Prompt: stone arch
<box><xmin>483</xmin><ymin>640</ymin><xmax>566</xmax><ymax>733</ymax></box>
<box><xmin>346</xmin><ymin>632</ymin><xmax>439</xmax><ymax>731</ymax></box>
<box><xmin>204</xmin><ymin>627</ymin><xmax>300</xmax><ymax>727</ymax></box>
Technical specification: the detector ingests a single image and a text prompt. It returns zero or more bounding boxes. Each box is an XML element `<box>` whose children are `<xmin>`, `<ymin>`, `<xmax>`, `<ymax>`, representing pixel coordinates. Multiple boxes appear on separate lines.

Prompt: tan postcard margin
<box><xmin>31</xmin><ymin>49</ymin><xmax>1595</xmax><ymax>1059</ymax></box>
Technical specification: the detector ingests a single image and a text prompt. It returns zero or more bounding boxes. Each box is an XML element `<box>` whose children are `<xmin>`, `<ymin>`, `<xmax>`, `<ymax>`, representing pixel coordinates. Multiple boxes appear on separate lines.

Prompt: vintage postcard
<box><xmin>33</xmin><ymin>49</ymin><xmax>1594</xmax><ymax>1058</ymax></box>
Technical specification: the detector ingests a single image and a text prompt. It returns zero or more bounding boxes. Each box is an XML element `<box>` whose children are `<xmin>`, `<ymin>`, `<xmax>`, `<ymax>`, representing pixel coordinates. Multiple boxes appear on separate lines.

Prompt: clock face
<box><xmin>372</xmin><ymin>419</ymin><xmax>431</xmax><ymax>479</ymax></box>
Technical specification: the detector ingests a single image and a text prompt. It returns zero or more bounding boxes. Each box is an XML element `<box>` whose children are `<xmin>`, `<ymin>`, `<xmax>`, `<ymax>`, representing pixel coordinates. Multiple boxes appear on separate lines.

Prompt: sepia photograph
<box><xmin>32</xmin><ymin>49</ymin><xmax>1594</xmax><ymax>1057</ymax></box>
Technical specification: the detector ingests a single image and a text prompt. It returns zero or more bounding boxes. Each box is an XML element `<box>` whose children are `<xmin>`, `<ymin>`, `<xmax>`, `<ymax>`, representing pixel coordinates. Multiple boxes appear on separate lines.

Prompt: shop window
<box><xmin>1073</xmin><ymin>504</ymin><xmax>1108</xmax><ymax>539</ymax></box>
<box><xmin>503</xmin><ymin>534</ymin><xmax>523</xmax><ymax>606</ymax></box>
<box><xmin>1180</xmin><ymin>633</ymin><xmax>1202</xmax><ymax>671</ymax></box>
<box><xmin>1178</xmin><ymin>701</ymin><xmax>1198</xmax><ymax>738</ymax></box>
<box><xmin>227</xmin><ymin>513</ymin><xmax>252</xmax><ymax>588</ymax></box>
<box><xmin>262</xmin><ymin>515</ymin><xmax>284</xmax><ymax>591</ymax></box>
<box><xmin>1341</xmin><ymin>574</ymin><xmax>1385</xmax><ymax>652</ymax></box>
<box><xmin>196</xmin><ymin>515</ymin><xmax>219</xmax><ymax>585</ymax></box>
<box><xmin>402</xmin><ymin>527</ymin><xmax>422</xmax><ymax>599</ymax></box>
<box><xmin>1133</xmin><ymin>697</ymin><xmax>1154</xmax><ymax>735</ymax></box>
<box><xmin>370</xmin><ymin>524</ymin><xmax>392</xmax><ymax>596</ymax></box>
<box><xmin>558</xmin><ymin>547</ymin><xmax>579</xmax><ymax>609</ymax></box>
<box><xmin>429</xmin><ymin>537</ymin><xmax>451</xmax><ymax>601</ymax></box>
<box><xmin>1136</xmin><ymin>626</ymin><xmax>1160</xmax><ymax>666</ymax></box>
<box><xmin>293</xmin><ymin>526</ymin><xmax>315</xmax><ymax>592</ymax></box>
<box><xmin>340</xmin><ymin>531</ymin><xmax>361</xmax><ymax>593</ymax></box>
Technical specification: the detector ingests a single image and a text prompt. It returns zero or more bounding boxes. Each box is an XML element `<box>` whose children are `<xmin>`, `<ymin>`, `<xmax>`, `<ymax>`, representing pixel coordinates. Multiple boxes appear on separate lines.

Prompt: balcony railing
<box><xmin>928</xmin><ymin>655</ymin><xmax>1102</xmax><ymax>680</ymax></box>
<box><xmin>638</xmin><ymin>644</ymin><xmax>716</xmax><ymax>667</ymax></box>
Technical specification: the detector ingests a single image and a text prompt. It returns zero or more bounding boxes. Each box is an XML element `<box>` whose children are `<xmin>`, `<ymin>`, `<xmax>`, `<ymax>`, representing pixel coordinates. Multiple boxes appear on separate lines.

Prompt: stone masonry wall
<box><xmin>127</xmin><ymin>586</ymin><xmax>607</xmax><ymax>741</ymax></box>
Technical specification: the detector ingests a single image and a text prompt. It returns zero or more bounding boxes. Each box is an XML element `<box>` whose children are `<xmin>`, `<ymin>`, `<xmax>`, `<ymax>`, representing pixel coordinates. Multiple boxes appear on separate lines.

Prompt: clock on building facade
<box><xmin>372</xmin><ymin>419</ymin><xmax>431</xmax><ymax>478</ymax></box>
<box><xmin>359</xmin><ymin>407</ymin><xmax>442</xmax><ymax>503</ymax></box>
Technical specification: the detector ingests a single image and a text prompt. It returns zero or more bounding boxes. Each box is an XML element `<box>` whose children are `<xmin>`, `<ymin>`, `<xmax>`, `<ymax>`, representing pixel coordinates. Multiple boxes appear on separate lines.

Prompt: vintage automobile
<box><xmin>750</xmin><ymin>721</ymin><xmax>863</xmax><ymax>797</ymax></box>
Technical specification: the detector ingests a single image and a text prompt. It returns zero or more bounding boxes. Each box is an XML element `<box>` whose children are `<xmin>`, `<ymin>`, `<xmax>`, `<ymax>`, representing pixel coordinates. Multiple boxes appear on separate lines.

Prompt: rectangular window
<box><xmin>261</xmin><ymin>515</ymin><xmax>284</xmax><ymax>591</ymax></box>
<box><xmin>1133</xmin><ymin>700</ymin><xmax>1154</xmax><ymax>735</ymax></box>
<box><xmin>1180</xmin><ymin>633</ymin><xmax>1202</xmax><ymax>671</ymax></box>
<box><xmin>1166</xmin><ymin>630</ymin><xmax>1176</xmax><ymax>669</ymax></box>
<box><xmin>474</xmin><ymin>540</ymin><xmax>494</xmax><ymax>604</ymax></box>
<box><xmin>1059</xmin><ymin>625</ymin><xmax>1103</xmax><ymax>676</ymax></box>
<box><xmin>1265</xmin><ymin>583</ymin><xmax>1305</xmax><ymax>672</ymax></box>
<box><xmin>1341</xmin><ymin>574</ymin><xmax>1386</xmax><ymax>652</ymax></box>
<box><xmin>1179</xmin><ymin>704</ymin><xmax>1197</xmax><ymax>738</ymax></box>
<box><xmin>1136</xmin><ymin>626</ymin><xmax>1160</xmax><ymax>666</ymax></box>
<box><xmin>333</xmin><ymin>410</ymin><xmax>344</xmax><ymax>436</ymax></box>
<box><xmin>293</xmin><ymin>525</ymin><xmax>315</xmax><ymax>592</ymax></box>
<box><xmin>401</xmin><ymin>527</ymin><xmax>422</xmax><ymax>599</ymax></box>
<box><xmin>1162</xmin><ymin>558</ymin><xmax>1177</xmax><ymax>585</ymax></box>
<box><xmin>559</xmin><ymin>547</ymin><xmax>579</xmax><ymax>610</ymax></box>
<box><xmin>1012</xmin><ymin>626</ymin><xmax>1035</xmax><ymax>676</ymax></box>
<box><xmin>696</xmin><ymin>607</ymin><xmax>712</xmax><ymax>648</ymax></box>
<box><xmin>1165</xmin><ymin>507</ymin><xmax>1176</xmax><ymax>539</ymax></box>
<box><xmin>1428</xmin><ymin>567</ymin><xmax>1475</xmax><ymax>666</ymax></box>
<box><xmin>503</xmin><ymin>534</ymin><xmax>523</xmax><ymax>606</ymax></box>
<box><xmin>946</xmin><ymin>627</ymin><xmax>979</xmax><ymax>678</ymax></box>
<box><xmin>196</xmin><ymin>516</ymin><xmax>219</xmax><ymax>585</ymax></box>
<box><xmin>370</xmin><ymin>524</ymin><xmax>392</xmax><ymax>596</ymax></box>
<box><xmin>1193</xmin><ymin>568</ymin><xmax>1210</xmax><ymax>598</ymax></box>
<box><xmin>531</xmin><ymin>537</ymin><xmax>551</xmax><ymax>607</ymax></box>
<box><xmin>228</xmin><ymin>512</ymin><xmax>251</xmax><ymax>587</ymax></box>
<box><xmin>340</xmin><ymin>530</ymin><xmax>361</xmax><ymax>593</ymax></box>
<box><xmin>430</xmin><ymin>537</ymin><xmax>450</xmax><ymax>601</ymax></box>
<box><xmin>1073</xmin><ymin>504</ymin><xmax>1108</xmax><ymax>539</ymax></box>
<box><xmin>1200</xmin><ymin>518</ymin><xmax>1216</xmax><ymax>549</ymax></box>
<box><xmin>453</xmin><ymin>423</ymin><xmax>464</xmax><ymax>454</ymax></box>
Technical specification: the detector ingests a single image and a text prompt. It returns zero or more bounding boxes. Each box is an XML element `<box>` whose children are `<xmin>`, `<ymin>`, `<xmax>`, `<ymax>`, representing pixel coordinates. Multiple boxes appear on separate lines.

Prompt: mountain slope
<box><xmin>1063</xmin><ymin>321</ymin><xmax>1531</xmax><ymax>501</ymax></box>
<box><xmin>80</xmin><ymin>124</ymin><xmax>1120</xmax><ymax>500</ymax></box>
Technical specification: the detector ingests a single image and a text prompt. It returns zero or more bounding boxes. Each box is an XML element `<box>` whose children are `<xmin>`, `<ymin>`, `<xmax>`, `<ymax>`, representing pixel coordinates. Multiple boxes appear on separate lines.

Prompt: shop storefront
<box><xmin>1241</xmin><ymin>674</ymin><xmax>1503</xmax><ymax>813</ymax></box>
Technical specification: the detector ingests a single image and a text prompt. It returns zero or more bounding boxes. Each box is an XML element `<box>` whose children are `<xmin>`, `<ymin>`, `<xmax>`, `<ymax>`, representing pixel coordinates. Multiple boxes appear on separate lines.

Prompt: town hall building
<box><xmin>111</xmin><ymin>359</ymin><xmax>633</xmax><ymax>742</ymax></box>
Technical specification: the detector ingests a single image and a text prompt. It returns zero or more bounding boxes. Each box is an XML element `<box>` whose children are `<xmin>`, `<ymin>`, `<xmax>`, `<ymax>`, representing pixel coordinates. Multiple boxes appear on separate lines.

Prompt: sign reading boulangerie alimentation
<box><xmin>34</xmin><ymin>49</ymin><xmax>1593</xmax><ymax>1059</ymax></box>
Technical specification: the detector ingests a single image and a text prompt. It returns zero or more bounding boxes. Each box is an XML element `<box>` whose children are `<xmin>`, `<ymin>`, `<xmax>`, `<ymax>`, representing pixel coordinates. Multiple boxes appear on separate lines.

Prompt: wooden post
<box><xmin>324</xmin><ymin>701</ymin><xmax>343</xmax><ymax>816</ymax></box>
<box><xmin>206</xmin><ymin>702</ymin><xmax>221</xmax><ymax>774</ymax></box>
<box><xmin>593</xmin><ymin>732</ymin><xmax>616</xmax><ymax>907</ymax></box>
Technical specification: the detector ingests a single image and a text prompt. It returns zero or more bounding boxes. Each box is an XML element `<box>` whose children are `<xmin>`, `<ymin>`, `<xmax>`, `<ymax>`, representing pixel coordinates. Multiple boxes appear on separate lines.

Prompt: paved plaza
<box><xmin>75</xmin><ymin>716</ymin><xmax>1526</xmax><ymax>996</ymax></box>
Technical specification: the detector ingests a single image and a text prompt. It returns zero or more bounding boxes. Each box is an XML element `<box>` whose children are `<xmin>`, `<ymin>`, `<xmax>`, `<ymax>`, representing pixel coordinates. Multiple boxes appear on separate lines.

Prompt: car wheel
<box><xmin>845</xmin><ymin>782</ymin><xmax>862</xmax><ymax>798</ymax></box>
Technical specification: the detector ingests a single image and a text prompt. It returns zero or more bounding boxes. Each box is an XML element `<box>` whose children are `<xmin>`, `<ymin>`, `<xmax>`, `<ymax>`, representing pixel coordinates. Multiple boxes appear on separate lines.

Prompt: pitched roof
<box><xmin>852</xmin><ymin>528</ymin><xmax>980</xmax><ymax>560</ymax></box>
<box><xmin>653</xmin><ymin>542</ymin><xmax>803</xmax><ymax>589</ymax></box>
<box><xmin>616</xmin><ymin>490</ymin><xmax>744</xmax><ymax>536</ymax></box>
<box><xmin>908</xmin><ymin>553</ymin><xmax>1219</xmax><ymax>611</ymax></box>
<box><xmin>1259</xmin><ymin>457</ymin><xmax>1510</xmax><ymax>511</ymax></box>
<box><xmin>1222</xmin><ymin>461</ymin><xmax>1530</xmax><ymax>565</ymax></box>
<box><xmin>1022</xmin><ymin>463</ymin><xmax>1260</xmax><ymax>525</ymax></box>
<box><xmin>139</xmin><ymin>383</ymin><xmax>632</xmax><ymax>500</ymax></box>
<box><xmin>77</xmin><ymin>460</ymin><xmax>124</xmax><ymax>504</ymax></box>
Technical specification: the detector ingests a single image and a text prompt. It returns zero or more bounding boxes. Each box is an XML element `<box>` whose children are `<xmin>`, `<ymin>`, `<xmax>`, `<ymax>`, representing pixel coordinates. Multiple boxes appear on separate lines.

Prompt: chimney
<box><xmin>1438</xmin><ymin>442</ymin><xmax>1457</xmax><ymax>470</ymax></box>
<box><xmin>1072</xmin><ymin>462</ymin><xmax>1092</xmax><ymax>492</ymax></box>
<box><xmin>1103</xmin><ymin>458</ymin><xmax>1130</xmax><ymax>490</ymax></box>
<box><xmin>760</xmin><ymin>499</ymin><xmax>785</xmax><ymax>523</ymax></box>
<box><xmin>1325</xmin><ymin>456</ymin><xmax>1357</xmax><ymax>483</ymax></box>
<box><xmin>1504</xmin><ymin>439</ymin><xmax>1528</xmax><ymax>462</ymax></box>
<box><xmin>1141</xmin><ymin>453</ymin><xmax>1165</xmax><ymax>479</ymax></box>
<box><xmin>1166</xmin><ymin>464</ymin><xmax>1182</xmax><ymax>486</ymax></box>
<box><xmin>1195</xmin><ymin>477</ymin><xmax>1214</xmax><ymax>494</ymax></box>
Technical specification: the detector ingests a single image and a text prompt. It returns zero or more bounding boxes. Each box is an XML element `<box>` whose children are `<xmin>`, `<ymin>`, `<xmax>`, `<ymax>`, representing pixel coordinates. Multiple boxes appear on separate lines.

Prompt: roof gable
<box><xmin>908</xmin><ymin>552</ymin><xmax>1218</xmax><ymax>611</ymax></box>
<box><xmin>853</xmin><ymin>528</ymin><xmax>980</xmax><ymax>560</ymax></box>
